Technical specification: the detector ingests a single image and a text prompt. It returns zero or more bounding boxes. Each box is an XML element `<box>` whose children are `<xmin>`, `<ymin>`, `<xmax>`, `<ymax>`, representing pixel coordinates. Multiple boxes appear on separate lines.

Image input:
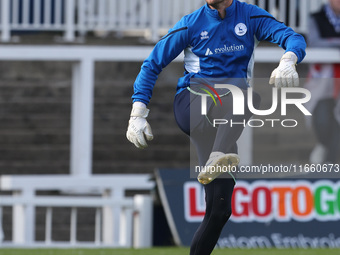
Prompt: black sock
<box><xmin>190</xmin><ymin>178</ymin><xmax>235</xmax><ymax>255</ymax></box>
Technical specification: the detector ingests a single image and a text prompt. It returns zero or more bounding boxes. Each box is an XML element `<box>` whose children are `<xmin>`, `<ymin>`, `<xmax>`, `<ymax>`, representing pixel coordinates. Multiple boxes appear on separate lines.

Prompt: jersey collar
<box><xmin>204</xmin><ymin>0</ymin><xmax>236</xmax><ymax>20</ymax></box>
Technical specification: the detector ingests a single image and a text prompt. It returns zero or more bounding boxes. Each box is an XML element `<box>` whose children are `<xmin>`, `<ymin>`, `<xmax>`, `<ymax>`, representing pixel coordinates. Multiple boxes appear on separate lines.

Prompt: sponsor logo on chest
<box><xmin>205</xmin><ymin>44</ymin><xmax>245</xmax><ymax>56</ymax></box>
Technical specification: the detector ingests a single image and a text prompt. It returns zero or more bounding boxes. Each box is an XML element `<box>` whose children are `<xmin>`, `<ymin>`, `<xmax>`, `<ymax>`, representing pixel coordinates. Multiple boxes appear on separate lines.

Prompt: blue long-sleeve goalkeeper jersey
<box><xmin>132</xmin><ymin>0</ymin><xmax>307</xmax><ymax>105</ymax></box>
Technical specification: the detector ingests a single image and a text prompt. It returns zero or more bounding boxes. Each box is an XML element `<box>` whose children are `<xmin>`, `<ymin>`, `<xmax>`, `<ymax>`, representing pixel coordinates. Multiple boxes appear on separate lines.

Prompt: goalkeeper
<box><xmin>126</xmin><ymin>0</ymin><xmax>306</xmax><ymax>254</ymax></box>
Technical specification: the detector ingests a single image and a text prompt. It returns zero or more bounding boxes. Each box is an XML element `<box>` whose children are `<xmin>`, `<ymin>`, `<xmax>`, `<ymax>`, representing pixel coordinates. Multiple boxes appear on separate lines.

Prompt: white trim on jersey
<box><xmin>247</xmin><ymin>37</ymin><xmax>260</xmax><ymax>82</ymax></box>
<box><xmin>184</xmin><ymin>46</ymin><xmax>200</xmax><ymax>73</ymax></box>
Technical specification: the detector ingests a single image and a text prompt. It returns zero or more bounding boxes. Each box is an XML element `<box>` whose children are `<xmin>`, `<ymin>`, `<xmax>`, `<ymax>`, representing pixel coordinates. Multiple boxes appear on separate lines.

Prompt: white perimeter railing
<box><xmin>0</xmin><ymin>45</ymin><xmax>339</xmax><ymax>247</ymax></box>
<box><xmin>0</xmin><ymin>174</ymin><xmax>155</xmax><ymax>248</ymax></box>
<box><xmin>0</xmin><ymin>0</ymin><xmax>328</xmax><ymax>42</ymax></box>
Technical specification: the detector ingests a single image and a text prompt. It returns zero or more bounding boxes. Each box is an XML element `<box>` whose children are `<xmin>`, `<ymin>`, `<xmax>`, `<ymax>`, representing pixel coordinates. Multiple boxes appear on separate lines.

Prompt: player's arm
<box><xmin>251</xmin><ymin>6</ymin><xmax>307</xmax><ymax>88</ymax></box>
<box><xmin>126</xmin><ymin>18</ymin><xmax>190</xmax><ymax>149</ymax></box>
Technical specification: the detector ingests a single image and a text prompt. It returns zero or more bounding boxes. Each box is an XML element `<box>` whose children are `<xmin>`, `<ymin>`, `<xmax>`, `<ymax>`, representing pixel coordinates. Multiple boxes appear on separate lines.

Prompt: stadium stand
<box><xmin>0</xmin><ymin>0</ymin><xmax>336</xmax><ymax>248</ymax></box>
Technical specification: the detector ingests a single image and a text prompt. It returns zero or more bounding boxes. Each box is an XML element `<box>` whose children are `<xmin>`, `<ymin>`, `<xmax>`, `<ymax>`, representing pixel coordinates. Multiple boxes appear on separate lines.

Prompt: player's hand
<box><xmin>126</xmin><ymin>102</ymin><xmax>153</xmax><ymax>149</ymax></box>
<box><xmin>269</xmin><ymin>51</ymin><xmax>299</xmax><ymax>88</ymax></box>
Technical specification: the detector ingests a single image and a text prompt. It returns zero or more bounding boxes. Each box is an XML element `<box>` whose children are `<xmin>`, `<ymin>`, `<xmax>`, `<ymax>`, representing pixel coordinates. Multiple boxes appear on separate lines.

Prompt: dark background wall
<box><xmin>0</xmin><ymin>35</ymin><xmax>316</xmax><ymax>243</ymax></box>
<box><xmin>0</xmin><ymin>51</ymin><xmax>313</xmax><ymax>176</ymax></box>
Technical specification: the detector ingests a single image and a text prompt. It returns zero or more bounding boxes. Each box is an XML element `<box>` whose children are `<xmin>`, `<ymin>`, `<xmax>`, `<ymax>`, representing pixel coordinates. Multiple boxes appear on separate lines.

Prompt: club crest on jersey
<box><xmin>235</xmin><ymin>23</ymin><xmax>247</xmax><ymax>36</ymax></box>
<box><xmin>200</xmin><ymin>31</ymin><xmax>209</xmax><ymax>40</ymax></box>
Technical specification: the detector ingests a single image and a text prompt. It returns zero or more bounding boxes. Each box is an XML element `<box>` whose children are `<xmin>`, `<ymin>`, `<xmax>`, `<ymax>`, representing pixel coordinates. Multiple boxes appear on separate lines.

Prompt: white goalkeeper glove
<box><xmin>269</xmin><ymin>51</ymin><xmax>299</xmax><ymax>88</ymax></box>
<box><xmin>126</xmin><ymin>102</ymin><xmax>154</xmax><ymax>149</ymax></box>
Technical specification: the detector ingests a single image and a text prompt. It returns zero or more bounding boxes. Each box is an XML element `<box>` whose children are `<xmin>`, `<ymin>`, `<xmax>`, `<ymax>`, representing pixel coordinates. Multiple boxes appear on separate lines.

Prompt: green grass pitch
<box><xmin>1</xmin><ymin>248</ymin><xmax>340</xmax><ymax>255</ymax></box>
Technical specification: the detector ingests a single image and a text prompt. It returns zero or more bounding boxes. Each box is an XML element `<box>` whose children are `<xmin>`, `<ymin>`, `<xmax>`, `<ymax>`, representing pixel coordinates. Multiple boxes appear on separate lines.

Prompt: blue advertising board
<box><xmin>156</xmin><ymin>169</ymin><xmax>340</xmax><ymax>248</ymax></box>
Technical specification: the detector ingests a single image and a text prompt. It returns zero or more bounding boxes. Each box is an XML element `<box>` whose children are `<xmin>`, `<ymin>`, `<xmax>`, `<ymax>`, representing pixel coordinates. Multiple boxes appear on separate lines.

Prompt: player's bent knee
<box><xmin>252</xmin><ymin>91</ymin><xmax>261</xmax><ymax>109</ymax></box>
